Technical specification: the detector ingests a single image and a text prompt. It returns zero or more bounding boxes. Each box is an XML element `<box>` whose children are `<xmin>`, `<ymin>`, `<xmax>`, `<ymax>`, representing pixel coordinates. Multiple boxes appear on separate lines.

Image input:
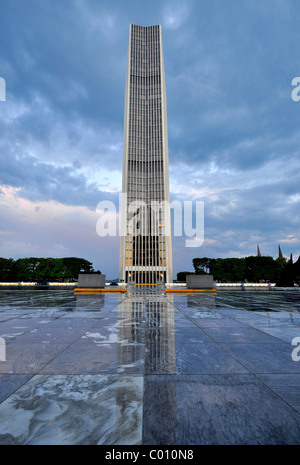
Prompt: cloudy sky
<box><xmin>1</xmin><ymin>0</ymin><xmax>300</xmax><ymax>279</ymax></box>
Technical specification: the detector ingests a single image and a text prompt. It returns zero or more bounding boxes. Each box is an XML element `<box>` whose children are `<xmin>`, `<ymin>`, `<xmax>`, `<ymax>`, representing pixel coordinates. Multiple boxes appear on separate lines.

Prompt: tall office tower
<box><xmin>119</xmin><ymin>24</ymin><xmax>173</xmax><ymax>284</ymax></box>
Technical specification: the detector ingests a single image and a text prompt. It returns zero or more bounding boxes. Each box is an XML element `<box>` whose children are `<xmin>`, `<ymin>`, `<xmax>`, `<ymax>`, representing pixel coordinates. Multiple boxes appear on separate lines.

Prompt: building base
<box><xmin>186</xmin><ymin>275</ymin><xmax>214</xmax><ymax>289</ymax></box>
<box><xmin>77</xmin><ymin>273</ymin><xmax>106</xmax><ymax>289</ymax></box>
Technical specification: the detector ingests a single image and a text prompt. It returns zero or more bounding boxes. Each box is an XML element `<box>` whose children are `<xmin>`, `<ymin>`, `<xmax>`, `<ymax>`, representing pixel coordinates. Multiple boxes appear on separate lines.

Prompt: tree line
<box><xmin>177</xmin><ymin>256</ymin><xmax>290</xmax><ymax>283</ymax></box>
<box><xmin>0</xmin><ymin>257</ymin><xmax>98</xmax><ymax>283</ymax></box>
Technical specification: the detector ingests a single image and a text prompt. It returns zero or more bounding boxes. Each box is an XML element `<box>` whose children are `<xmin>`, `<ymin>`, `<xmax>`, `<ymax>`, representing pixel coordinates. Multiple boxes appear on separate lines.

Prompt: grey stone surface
<box><xmin>78</xmin><ymin>273</ymin><xmax>106</xmax><ymax>288</ymax></box>
<box><xmin>258</xmin><ymin>373</ymin><xmax>300</xmax><ymax>413</ymax></box>
<box><xmin>222</xmin><ymin>342</ymin><xmax>300</xmax><ymax>374</ymax></box>
<box><xmin>201</xmin><ymin>325</ymin><xmax>284</xmax><ymax>343</ymax></box>
<box><xmin>0</xmin><ymin>374</ymin><xmax>32</xmax><ymax>403</ymax></box>
<box><xmin>143</xmin><ymin>374</ymin><xmax>300</xmax><ymax>445</ymax></box>
<box><xmin>186</xmin><ymin>274</ymin><xmax>214</xmax><ymax>289</ymax></box>
<box><xmin>0</xmin><ymin>288</ymin><xmax>300</xmax><ymax>444</ymax></box>
<box><xmin>0</xmin><ymin>374</ymin><xmax>143</xmax><ymax>445</ymax></box>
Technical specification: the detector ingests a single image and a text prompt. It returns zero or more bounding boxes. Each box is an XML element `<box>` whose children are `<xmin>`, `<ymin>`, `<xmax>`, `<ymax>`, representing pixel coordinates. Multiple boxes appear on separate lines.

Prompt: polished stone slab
<box><xmin>174</xmin><ymin>326</ymin><xmax>214</xmax><ymax>344</ymax></box>
<box><xmin>144</xmin><ymin>340</ymin><xmax>247</xmax><ymax>375</ymax></box>
<box><xmin>174</xmin><ymin>342</ymin><xmax>248</xmax><ymax>374</ymax></box>
<box><xmin>222</xmin><ymin>342</ymin><xmax>300</xmax><ymax>373</ymax></box>
<box><xmin>0</xmin><ymin>317</ymin><xmax>53</xmax><ymax>337</ymax></box>
<box><xmin>201</xmin><ymin>325</ymin><xmax>284</xmax><ymax>343</ymax></box>
<box><xmin>39</xmin><ymin>332</ymin><xmax>144</xmax><ymax>375</ymax></box>
<box><xmin>0</xmin><ymin>374</ymin><xmax>143</xmax><ymax>445</ymax></box>
<box><xmin>243</xmin><ymin>323</ymin><xmax>300</xmax><ymax>344</ymax></box>
<box><xmin>0</xmin><ymin>341</ymin><xmax>67</xmax><ymax>374</ymax></box>
<box><xmin>0</xmin><ymin>374</ymin><xmax>32</xmax><ymax>403</ymax></box>
<box><xmin>0</xmin><ymin>288</ymin><xmax>300</xmax><ymax>445</ymax></box>
<box><xmin>143</xmin><ymin>374</ymin><xmax>300</xmax><ymax>445</ymax></box>
<box><xmin>258</xmin><ymin>374</ymin><xmax>300</xmax><ymax>413</ymax></box>
<box><xmin>186</xmin><ymin>315</ymin><xmax>247</xmax><ymax>328</ymax></box>
<box><xmin>8</xmin><ymin>318</ymin><xmax>97</xmax><ymax>345</ymax></box>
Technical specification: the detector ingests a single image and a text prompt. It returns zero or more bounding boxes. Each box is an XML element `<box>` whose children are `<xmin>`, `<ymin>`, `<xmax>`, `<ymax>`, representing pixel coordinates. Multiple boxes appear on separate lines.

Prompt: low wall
<box><xmin>77</xmin><ymin>274</ymin><xmax>106</xmax><ymax>288</ymax></box>
<box><xmin>186</xmin><ymin>275</ymin><xmax>214</xmax><ymax>289</ymax></box>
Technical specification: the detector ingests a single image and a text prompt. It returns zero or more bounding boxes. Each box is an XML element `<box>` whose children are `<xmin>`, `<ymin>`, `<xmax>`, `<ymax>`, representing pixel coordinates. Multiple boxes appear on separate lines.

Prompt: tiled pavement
<box><xmin>0</xmin><ymin>288</ymin><xmax>300</xmax><ymax>445</ymax></box>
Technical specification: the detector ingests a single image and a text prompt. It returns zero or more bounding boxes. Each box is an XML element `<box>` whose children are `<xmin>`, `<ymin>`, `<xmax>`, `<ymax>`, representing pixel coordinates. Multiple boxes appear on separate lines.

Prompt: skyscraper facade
<box><xmin>119</xmin><ymin>24</ymin><xmax>173</xmax><ymax>284</ymax></box>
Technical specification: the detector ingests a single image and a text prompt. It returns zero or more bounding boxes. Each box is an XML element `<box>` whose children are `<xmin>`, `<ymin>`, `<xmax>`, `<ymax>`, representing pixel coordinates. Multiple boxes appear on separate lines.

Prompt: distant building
<box><xmin>119</xmin><ymin>25</ymin><xmax>173</xmax><ymax>284</ymax></box>
<box><xmin>257</xmin><ymin>244</ymin><xmax>262</xmax><ymax>257</ymax></box>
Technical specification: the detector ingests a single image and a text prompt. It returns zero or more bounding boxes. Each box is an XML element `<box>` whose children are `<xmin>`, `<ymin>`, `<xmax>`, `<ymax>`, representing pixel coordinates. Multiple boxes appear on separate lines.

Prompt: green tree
<box><xmin>62</xmin><ymin>257</ymin><xmax>94</xmax><ymax>279</ymax></box>
<box><xmin>222</xmin><ymin>258</ymin><xmax>246</xmax><ymax>282</ymax></box>
<box><xmin>275</xmin><ymin>256</ymin><xmax>288</xmax><ymax>269</ymax></box>
<box><xmin>0</xmin><ymin>258</ymin><xmax>15</xmax><ymax>282</ymax></box>
<box><xmin>177</xmin><ymin>271</ymin><xmax>194</xmax><ymax>282</ymax></box>
<box><xmin>4</xmin><ymin>257</ymin><xmax>96</xmax><ymax>282</ymax></box>
<box><xmin>192</xmin><ymin>255</ymin><xmax>293</xmax><ymax>284</ymax></box>
<box><xmin>192</xmin><ymin>257</ymin><xmax>210</xmax><ymax>274</ymax></box>
<box><xmin>35</xmin><ymin>258</ymin><xmax>65</xmax><ymax>283</ymax></box>
<box><xmin>15</xmin><ymin>258</ymin><xmax>41</xmax><ymax>281</ymax></box>
<box><xmin>245</xmin><ymin>256</ymin><xmax>276</xmax><ymax>282</ymax></box>
<box><xmin>208</xmin><ymin>258</ymin><xmax>246</xmax><ymax>282</ymax></box>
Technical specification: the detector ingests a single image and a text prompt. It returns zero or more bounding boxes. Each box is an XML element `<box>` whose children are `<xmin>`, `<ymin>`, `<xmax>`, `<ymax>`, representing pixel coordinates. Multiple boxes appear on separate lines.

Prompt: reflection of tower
<box><xmin>114</xmin><ymin>288</ymin><xmax>176</xmax><ymax>444</ymax></box>
<box><xmin>144</xmin><ymin>293</ymin><xmax>176</xmax><ymax>374</ymax></box>
<box><xmin>119</xmin><ymin>24</ymin><xmax>173</xmax><ymax>284</ymax></box>
<box><xmin>115</xmin><ymin>289</ymin><xmax>176</xmax><ymax>373</ymax></box>
<box><xmin>116</xmin><ymin>293</ymin><xmax>145</xmax><ymax>374</ymax></box>
<box><xmin>142</xmin><ymin>291</ymin><xmax>176</xmax><ymax>444</ymax></box>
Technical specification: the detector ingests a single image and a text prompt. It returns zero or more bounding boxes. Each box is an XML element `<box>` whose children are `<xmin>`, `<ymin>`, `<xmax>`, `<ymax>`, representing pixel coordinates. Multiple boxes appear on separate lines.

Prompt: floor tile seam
<box><xmin>230</xmin><ymin>320</ymin><xmax>300</xmax><ymax>330</ymax></box>
<box><xmin>243</xmin><ymin>326</ymin><xmax>297</xmax><ymax>344</ymax></box>
<box><xmin>0</xmin><ymin>373</ymin><xmax>36</xmax><ymax>406</ymax></box>
<box><xmin>2</xmin><ymin>316</ymin><xmax>113</xmax><ymax>346</ymax></box>
<box><xmin>0</xmin><ymin>312</ymin><xmax>37</xmax><ymax>324</ymax></box>
<box><xmin>249</xmin><ymin>372</ymin><xmax>300</xmax><ymax>417</ymax></box>
<box><xmin>167</xmin><ymin>302</ymin><xmax>219</xmax><ymax>334</ymax></box>
<box><xmin>66</xmin><ymin>296</ymin><xmax>126</xmax><ymax>317</ymax></box>
<box><xmin>172</xmin><ymin>307</ymin><xmax>264</xmax><ymax>350</ymax></box>
<box><xmin>219</xmin><ymin>340</ymin><xmax>291</xmax><ymax>348</ymax></box>
<box><xmin>191</xmin><ymin>315</ymin><xmax>293</xmax><ymax>345</ymax></box>
<box><xmin>69</xmin><ymin>299</ymin><xmax>127</xmax><ymax>331</ymax></box>
<box><xmin>142</xmin><ymin>373</ymin><xmax>280</xmax><ymax>382</ymax></box>
<box><xmin>221</xmin><ymin>314</ymin><xmax>266</xmax><ymax>326</ymax></box>
<box><xmin>0</xmin><ymin>316</ymin><xmax>72</xmax><ymax>343</ymax></box>
<box><xmin>241</xmin><ymin>370</ymin><xmax>300</xmax><ymax>374</ymax></box>
<box><xmin>184</xmin><ymin>330</ymin><xmax>254</xmax><ymax>376</ymax></box>
<box><xmin>215</xmin><ymin>342</ymin><xmax>300</xmax><ymax>374</ymax></box>
<box><xmin>29</xmin><ymin>318</ymin><xmax>116</xmax><ymax>376</ymax></box>
<box><xmin>22</xmin><ymin>372</ymin><xmax>144</xmax><ymax>379</ymax></box>
<box><xmin>171</xmin><ymin>303</ymin><xmax>256</xmax><ymax>328</ymax></box>
<box><xmin>183</xmin><ymin>317</ymin><xmax>255</xmax><ymax>350</ymax></box>
<box><xmin>142</xmin><ymin>370</ymin><xmax>254</xmax><ymax>376</ymax></box>
<box><xmin>140</xmin><ymin>369</ymin><xmax>300</xmax><ymax>445</ymax></box>
<box><xmin>228</xmin><ymin>318</ymin><xmax>300</xmax><ymax>344</ymax></box>
<box><xmin>192</xmin><ymin>331</ymin><xmax>290</xmax><ymax>345</ymax></box>
<box><xmin>0</xmin><ymin>370</ymin><xmax>43</xmax><ymax>376</ymax></box>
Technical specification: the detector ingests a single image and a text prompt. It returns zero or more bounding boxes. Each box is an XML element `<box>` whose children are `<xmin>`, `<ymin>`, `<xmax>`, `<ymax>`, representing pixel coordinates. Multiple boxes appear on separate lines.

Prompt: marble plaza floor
<box><xmin>0</xmin><ymin>287</ymin><xmax>300</xmax><ymax>445</ymax></box>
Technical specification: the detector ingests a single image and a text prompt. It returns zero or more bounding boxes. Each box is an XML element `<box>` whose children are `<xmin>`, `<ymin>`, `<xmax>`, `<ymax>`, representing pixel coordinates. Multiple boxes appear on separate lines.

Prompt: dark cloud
<box><xmin>0</xmin><ymin>0</ymin><xmax>300</xmax><ymax>277</ymax></box>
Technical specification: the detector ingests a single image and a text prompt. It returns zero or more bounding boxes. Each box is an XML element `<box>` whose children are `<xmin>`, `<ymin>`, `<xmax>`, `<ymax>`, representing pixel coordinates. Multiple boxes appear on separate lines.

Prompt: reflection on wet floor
<box><xmin>0</xmin><ymin>287</ymin><xmax>300</xmax><ymax>444</ymax></box>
